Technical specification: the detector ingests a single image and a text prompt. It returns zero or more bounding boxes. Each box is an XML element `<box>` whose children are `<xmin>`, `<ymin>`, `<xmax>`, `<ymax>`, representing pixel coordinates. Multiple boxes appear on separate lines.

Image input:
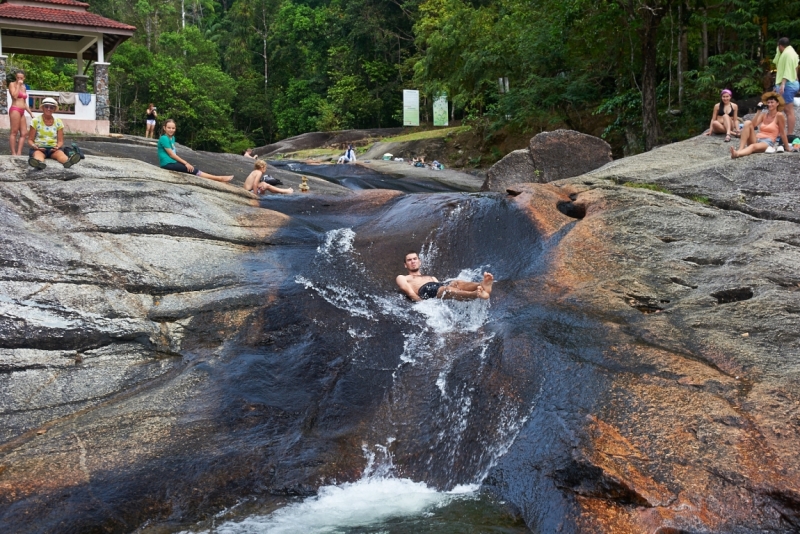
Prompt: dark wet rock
<box><xmin>1</xmin><ymin>131</ymin><xmax>799</xmax><ymax>534</ymax></box>
<box><xmin>480</xmin><ymin>148</ymin><xmax>537</xmax><ymax>192</ymax></box>
<box><xmin>482</xmin><ymin>130</ymin><xmax>612</xmax><ymax>192</ymax></box>
<box><xmin>487</xmin><ymin>174</ymin><xmax>800</xmax><ymax>533</ymax></box>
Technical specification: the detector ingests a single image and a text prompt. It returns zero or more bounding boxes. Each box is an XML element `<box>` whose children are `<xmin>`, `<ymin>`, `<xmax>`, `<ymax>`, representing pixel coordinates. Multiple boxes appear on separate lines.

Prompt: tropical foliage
<box><xmin>8</xmin><ymin>0</ymin><xmax>800</xmax><ymax>153</ymax></box>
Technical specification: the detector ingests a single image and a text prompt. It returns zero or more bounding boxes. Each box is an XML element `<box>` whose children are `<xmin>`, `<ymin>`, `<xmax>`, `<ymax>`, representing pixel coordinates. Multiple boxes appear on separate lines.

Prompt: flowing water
<box><xmin>155</xmin><ymin>187</ymin><xmax>575</xmax><ymax>533</ymax></box>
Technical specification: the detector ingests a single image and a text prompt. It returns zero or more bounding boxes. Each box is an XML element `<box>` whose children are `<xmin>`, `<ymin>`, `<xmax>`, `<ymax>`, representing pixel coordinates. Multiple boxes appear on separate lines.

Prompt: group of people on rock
<box><xmin>708</xmin><ymin>38</ymin><xmax>800</xmax><ymax>158</ymax></box>
<box><xmin>9</xmin><ymin>69</ymin><xmax>80</xmax><ymax>170</ymax></box>
<box><xmin>156</xmin><ymin>119</ymin><xmax>294</xmax><ymax>194</ymax></box>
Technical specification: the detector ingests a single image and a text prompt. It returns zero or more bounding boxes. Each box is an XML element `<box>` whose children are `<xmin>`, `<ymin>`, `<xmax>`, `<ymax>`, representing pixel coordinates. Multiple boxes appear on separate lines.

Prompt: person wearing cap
<box><xmin>705</xmin><ymin>89</ymin><xmax>739</xmax><ymax>142</ymax></box>
<box><xmin>774</xmin><ymin>37</ymin><xmax>799</xmax><ymax>136</ymax></box>
<box><xmin>27</xmin><ymin>97</ymin><xmax>81</xmax><ymax>170</ymax></box>
<box><xmin>730</xmin><ymin>92</ymin><xmax>793</xmax><ymax>159</ymax></box>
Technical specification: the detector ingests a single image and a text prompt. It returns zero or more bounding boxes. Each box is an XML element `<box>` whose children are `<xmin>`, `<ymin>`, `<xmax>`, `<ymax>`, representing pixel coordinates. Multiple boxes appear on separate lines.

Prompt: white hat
<box><xmin>42</xmin><ymin>97</ymin><xmax>58</xmax><ymax>107</ymax></box>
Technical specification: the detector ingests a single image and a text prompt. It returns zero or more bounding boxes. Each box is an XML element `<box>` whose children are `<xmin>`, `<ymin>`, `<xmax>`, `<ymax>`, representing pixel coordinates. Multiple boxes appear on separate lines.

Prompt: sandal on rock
<box><xmin>28</xmin><ymin>157</ymin><xmax>46</xmax><ymax>170</ymax></box>
<box><xmin>63</xmin><ymin>152</ymin><xmax>81</xmax><ymax>169</ymax></box>
<box><xmin>724</xmin><ymin>134</ymin><xmax>731</xmax><ymax>142</ymax></box>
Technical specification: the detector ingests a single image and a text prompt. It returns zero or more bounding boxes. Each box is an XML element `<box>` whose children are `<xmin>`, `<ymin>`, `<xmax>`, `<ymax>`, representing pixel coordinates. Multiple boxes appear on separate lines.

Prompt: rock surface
<box><xmin>254</xmin><ymin>128</ymin><xmax>405</xmax><ymax>157</ymax></box>
<box><xmin>528</xmin><ymin>129</ymin><xmax>612</xmax><ymax>182</ymax></box>
<box><xmin>588</xmin><ymin>133</ymin><xmax>800</xmax><ymax>222</ymax></box>
<box><xmin>0</xmin><ymin>132</ymin><xmax>799</xmax><ymax>534</ymax></box>
<box><xmin>481</xmin><ymin>148</ymin><xmax>537</xmax><ymax>191</ymax></box>
<box><xmin>482</xmin><ymin>130</ymin><xmax>612</xmax><ymax>192</ymax></box>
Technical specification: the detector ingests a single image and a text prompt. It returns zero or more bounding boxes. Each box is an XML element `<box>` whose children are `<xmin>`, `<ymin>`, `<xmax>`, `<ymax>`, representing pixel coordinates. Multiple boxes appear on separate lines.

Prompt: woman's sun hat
<box><xmin>41</xmin><ymin>97</ymin><xmax>58</xmax><ymax>109</ymax></box>
<box><xmin>761</xmin><ymin>91</ymin><xmax>785</xmax><ymax>111</ymax></box>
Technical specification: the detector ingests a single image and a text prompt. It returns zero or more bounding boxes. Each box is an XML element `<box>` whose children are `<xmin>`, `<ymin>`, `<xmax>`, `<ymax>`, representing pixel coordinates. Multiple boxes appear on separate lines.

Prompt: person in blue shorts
<box><xmin>396</xmin><ymin>251</ymin><xmax>493</xmax><ymax>301</ymax></box>
<box><xmin>157</xmin><ymin>119</ymin><xmax>233</xmax><ymax>182</ymax></box>
<box><xmin>27</xmin><ymin>97</ymin><xmax>81</xmax><ymax>170</ymax></box>
<box><xmin>774</xmin><ymin>37</ymin><xmax>799</xmax><ymax>136</ymax></box>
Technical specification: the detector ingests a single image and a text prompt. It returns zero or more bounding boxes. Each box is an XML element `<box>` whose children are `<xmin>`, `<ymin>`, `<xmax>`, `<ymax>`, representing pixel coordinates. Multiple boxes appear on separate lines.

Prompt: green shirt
<box><xmin>157</xmin><ymin>134</ymin><xmax>178</xmax><ymax>167</ymax></box>
<box><xmin>774</xmin><ymin>45</ymin><xmax>799</xmax><ymax>83</ymax></box>
<box><xmin>32</xmin><ymin>115</ymin><xmax>64</xmax><ymax>148</ymax></box>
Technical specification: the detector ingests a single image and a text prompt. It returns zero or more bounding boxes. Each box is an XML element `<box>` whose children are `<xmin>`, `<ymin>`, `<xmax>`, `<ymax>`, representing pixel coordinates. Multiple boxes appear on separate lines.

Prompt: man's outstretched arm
<box><xmin>396</xmin><ymin>275</ymin><xmax>421</xmax><ymax>301</ymax></box>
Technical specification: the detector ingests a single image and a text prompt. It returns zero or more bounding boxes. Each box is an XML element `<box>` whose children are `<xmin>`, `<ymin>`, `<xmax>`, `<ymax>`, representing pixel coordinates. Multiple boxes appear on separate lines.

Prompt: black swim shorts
<box><xmin>161</xmin><ymin>162</ymin><xmax>202</xmax><ymax>176</ymax></box>
<box><xmin>418</xmin><ymin>281</ymin><xmax>444</xmax><ymax>300</ymax></box>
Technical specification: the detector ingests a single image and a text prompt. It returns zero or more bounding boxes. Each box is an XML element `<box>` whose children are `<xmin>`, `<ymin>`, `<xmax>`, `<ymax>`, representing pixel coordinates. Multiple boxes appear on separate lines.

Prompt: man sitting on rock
<box><xmin>396</xmin><ymin>251</ymin><xmax>493</xmax><ymax>301</ymax></box>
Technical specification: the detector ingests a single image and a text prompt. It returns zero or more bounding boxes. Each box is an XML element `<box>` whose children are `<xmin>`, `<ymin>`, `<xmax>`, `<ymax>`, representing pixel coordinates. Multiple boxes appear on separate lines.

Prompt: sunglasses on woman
<box><xmin>42</xmin><ymin>105</ymin><xmax>56</xmax><ymax>110</ymax></box>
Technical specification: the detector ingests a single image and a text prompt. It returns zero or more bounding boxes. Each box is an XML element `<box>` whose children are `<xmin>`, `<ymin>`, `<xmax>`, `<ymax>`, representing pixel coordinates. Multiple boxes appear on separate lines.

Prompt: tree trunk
<box><xmin>639</xmin><ymin>9</ymin><xmax>663</xmax><ymax>151</ymax></box>
<box><xmin>678</xmin><ymin>3</ymin><xmax>686</xmax><ymax>108</ymax></box>
<box><xmin>701</xmin><ymin>8</ymin><xmax>708</xmax><ymax>68</ymax></box>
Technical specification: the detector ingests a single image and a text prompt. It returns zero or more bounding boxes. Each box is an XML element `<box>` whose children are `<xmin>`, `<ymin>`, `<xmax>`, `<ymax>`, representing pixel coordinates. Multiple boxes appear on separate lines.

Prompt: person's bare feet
<box><xmin>729</xmin><ymin>146</ymin><xmax>738</xmax><ymax>159</ymax></box>
<box><xmin>222</xmin><ymin>175</ymin><xmax>234</xmax><ymax>182</ymax></box>
<box><xmin>478</xmin><ymin>272</ymin><xmax>494</xmax><ymax>299</ymax></box>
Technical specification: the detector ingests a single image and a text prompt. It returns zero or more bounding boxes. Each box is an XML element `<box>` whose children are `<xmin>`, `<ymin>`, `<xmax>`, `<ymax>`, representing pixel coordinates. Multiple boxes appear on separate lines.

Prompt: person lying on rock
<box><xmin>157</xmin><ymin>119</ymin><xmax>233</xmax><ymax>182</ymax></box>
<box><xmin>243</xmin><ymin>160</ymin><xmax>293</xmax><ymax>195</ymax></box>
<box><xmin>730</xmin><ymin>92</ymin><xmax>792</xmax><ymax>158</ymax></box>
<box><xmin>396</xmin><ymin>251</ymin><xmax>493</xmax><ymax>301</ymax></box>
<box><xmin>705</xmin><ymin>89</ymin><xmax>739</xmax><ymax>142</ymax></box>
<box><xmin>27</xmin><ymin>97</ymin><xmax>82</xmax><ymax>170</ymax></box>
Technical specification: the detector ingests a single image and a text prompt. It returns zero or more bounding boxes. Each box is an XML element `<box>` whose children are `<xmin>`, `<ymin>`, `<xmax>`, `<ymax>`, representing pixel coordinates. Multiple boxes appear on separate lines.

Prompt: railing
<box><xmin>28</xmin><ymin>90</ymin><xmax>75</xmax><ymax>114</ymax></box>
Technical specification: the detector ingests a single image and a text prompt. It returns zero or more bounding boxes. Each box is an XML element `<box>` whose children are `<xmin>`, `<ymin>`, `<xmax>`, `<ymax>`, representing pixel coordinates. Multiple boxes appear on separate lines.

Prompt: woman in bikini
<box><xmin>730</xmin><ymin>92</ymin><xmax>791</xmax><ymax>158</ymax></box>
<box><xmin>706</xmin><ymin>89</ymin><xmax>739</xmax><ymax>142</ymax></box>
<box><xmin>243</xmin><ymin>159</ymin><xmax>293</xmax><ymax>195</ymax></box>
<box><xmin>9</xmin><ymin>70</ymin><xmax>33</xmax><ymax>155</ymax></box>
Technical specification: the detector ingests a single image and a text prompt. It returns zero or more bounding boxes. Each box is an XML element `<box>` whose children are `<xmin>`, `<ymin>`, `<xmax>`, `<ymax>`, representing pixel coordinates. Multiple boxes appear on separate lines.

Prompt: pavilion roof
<box><xmin>0</xmin><ymin>3</ymin><xmax>135</xmax><ymax>32</ymax></box>
<box><xmin>22</xmin><ymin>0</ymin><xmax>90</xmax><ymax>7</ymax></box>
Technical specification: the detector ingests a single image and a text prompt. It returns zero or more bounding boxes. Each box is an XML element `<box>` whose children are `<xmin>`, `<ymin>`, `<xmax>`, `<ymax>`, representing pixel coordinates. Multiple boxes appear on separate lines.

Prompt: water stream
<box><xmin>161</xmin><ymin>188</ymin><xmax>560</xmax><ymax>533</ymax></box>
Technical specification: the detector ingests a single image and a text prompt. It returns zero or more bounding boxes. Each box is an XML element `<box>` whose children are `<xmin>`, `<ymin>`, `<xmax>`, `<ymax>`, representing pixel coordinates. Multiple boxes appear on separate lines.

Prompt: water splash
<box><xmin>189</xmin><ymin>444</ymin><xmax>480</xmax><ymax>534</ymax></box>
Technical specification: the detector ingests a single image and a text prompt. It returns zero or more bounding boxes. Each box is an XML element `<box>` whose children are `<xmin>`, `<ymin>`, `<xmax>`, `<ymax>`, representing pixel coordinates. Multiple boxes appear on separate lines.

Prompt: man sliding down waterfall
<box><xmin>396</xmin><ymin>251</ymin><xmax>494</xmax><ymax>302</ymax></box>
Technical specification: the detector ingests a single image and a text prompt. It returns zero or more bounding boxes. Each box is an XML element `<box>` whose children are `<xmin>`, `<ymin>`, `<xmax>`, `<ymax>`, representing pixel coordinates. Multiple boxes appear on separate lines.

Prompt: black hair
<box><xmin>778</xmin><ymin>37</ymin><xmax>791</xmax><ymax>47</ymax></box>
<box><xmin>405</xmin><ymin>251</ymin><xmax>419</xmax><ymax>260</ymax></box>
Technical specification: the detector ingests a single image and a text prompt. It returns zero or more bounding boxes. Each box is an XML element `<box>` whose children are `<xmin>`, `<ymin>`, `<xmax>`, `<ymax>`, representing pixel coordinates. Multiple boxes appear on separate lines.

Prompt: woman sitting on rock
<box><xmin>730</xmin><ymin>92</ymin><xmax>792</xmax><ymax>158</ymax></box>
<box><xmin>157</xmin><ymin>119</ymin><xmax>233</xmax><ymax>182</ymax></box>
<box><xmin>705</xmin><ymin>89</ymin><xmax>739</xmax><ymax>142</ymax></box>
<box><xmin>27</xmin><ymin>97</ymin><xmax>82</xmax><ymax>170</ymax></box>
<box><xmin>243</xmin><ymin>159</ymin><xmax>293</xmax><ymax>195</ymax></box>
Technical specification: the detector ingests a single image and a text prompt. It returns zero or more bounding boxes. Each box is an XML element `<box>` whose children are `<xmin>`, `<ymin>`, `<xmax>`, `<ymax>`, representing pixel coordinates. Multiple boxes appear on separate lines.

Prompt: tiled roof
<box><xmin>14</xmin><ymin>0</ymin><xmax>91</xmax><ymax>7</ymax></box>
<box><xmin>0</xmin><ymin>4</ymin><xmax>136</xmax><ymax>31</ymax></box>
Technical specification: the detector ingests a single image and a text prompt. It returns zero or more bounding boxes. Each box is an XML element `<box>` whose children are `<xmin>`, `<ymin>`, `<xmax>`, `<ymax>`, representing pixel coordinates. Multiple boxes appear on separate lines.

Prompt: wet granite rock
<box><xmin>487</xmin><ymin>157</ymin><xmax>800</xmax><ymax>533</ymax></box>
<box><xmin>482</xmin><ymin>130</ymin><xmax>612</xmax><ymax>192</ymax></box>
<box><xmin>1</xmin><ymin>132</ymin><xmax>799</xmax><ymax>534</ymax></box>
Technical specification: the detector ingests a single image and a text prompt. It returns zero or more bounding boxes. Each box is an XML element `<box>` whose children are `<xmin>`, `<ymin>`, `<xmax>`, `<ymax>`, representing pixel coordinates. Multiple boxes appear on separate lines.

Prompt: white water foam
<box><xmin>317</xmin><ymin>227</ymin><xmax>357</xmax><ymax>258</ymax></box>
<box><xmin>190</xmin><ymin>443</ymin><xmax>479</xmax><ymax>534</ymax></box>
<box><xmin>298</xmin><ymin>229</ymin><xmax>493</xmax><ymax>335</ymax></box>
<box><xmin>201</xmin><ymin>478</ymin><xmax>478</xmax><ymax>534</ymax></box>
